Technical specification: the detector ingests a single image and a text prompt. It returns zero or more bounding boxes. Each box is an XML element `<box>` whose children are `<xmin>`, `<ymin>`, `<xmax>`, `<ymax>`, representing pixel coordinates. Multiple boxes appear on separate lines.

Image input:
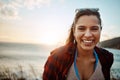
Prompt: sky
<box><xmin>0</xmin><ymin>0</ymin><xmax>120</xmax><ymax>46</ymax></box>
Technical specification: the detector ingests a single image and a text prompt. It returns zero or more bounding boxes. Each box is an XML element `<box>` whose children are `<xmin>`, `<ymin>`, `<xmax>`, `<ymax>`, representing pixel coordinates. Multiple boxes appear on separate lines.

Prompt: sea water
<box><xmin>0</xmin><ymin>42</ymin><xmax>49</xmax><ymax>80</ymax></box>
<box><xmin>0</xmin><ymin>42</ymin><xmax>120</xmax><ymax>79</ymax></box>
<box><xmin>106</xmin><ymin>48</ymin><xmax>120</xmax><ymax>79</ymax></box>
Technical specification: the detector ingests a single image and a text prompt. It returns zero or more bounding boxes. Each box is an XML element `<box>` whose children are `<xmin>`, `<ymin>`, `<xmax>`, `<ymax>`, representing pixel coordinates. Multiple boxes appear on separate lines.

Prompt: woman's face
<box><xmin>74</xmin><ymin>15</ymin><xmax>101</xmax><ymax>51</ymax></box>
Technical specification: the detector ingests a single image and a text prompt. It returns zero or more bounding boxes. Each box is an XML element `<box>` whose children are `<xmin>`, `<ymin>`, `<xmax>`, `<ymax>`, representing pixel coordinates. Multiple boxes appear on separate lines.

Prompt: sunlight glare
<box><xmin>40</xmin><ymin>31</ymin><xmax>62</xmax><ymax>45</ymax></box>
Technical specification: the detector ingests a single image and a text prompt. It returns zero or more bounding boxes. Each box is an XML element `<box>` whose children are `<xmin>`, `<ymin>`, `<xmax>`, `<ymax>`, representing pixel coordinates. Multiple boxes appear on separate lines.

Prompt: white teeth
<box><xmin>83</xmin><ymin>40</ymin><xmax>93</xmax><ymax>43</ymax></box>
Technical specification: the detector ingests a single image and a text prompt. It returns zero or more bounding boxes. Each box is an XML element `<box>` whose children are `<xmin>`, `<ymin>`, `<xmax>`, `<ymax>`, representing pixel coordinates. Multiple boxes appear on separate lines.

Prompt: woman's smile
<box><xmin>74</xmin><ymin>15</ymin><xmax>101</xmax><ymax>51</ymax></box>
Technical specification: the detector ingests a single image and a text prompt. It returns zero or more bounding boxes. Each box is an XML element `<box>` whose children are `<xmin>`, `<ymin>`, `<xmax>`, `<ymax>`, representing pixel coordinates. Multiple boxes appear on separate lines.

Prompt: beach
<box><xmin>0</xmin><ymin>42</ymin><xmax>120</xmax><ymax>80</ymax></box>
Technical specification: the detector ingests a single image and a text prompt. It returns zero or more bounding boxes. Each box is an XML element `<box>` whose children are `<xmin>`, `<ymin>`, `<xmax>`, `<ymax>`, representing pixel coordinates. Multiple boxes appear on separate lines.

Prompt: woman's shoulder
<box><xmin>50</xmin><ymin>45</ymin><xmax>67</xmax><ymax>56</ymax></box>
<box><xmin>50</xmin><ymin>43</ymin><xmax>76</xmax><ymax>57</ymax></box>
<box><xmin>95</xmin><ymin>46</ymin><xmax>113</xmax><ymax>57</ymax></box>
<box><xmin>46</xmin><ymin>43</ymin><xmax>75</xmax><ymax>68</ymax></box>
<box><xmin>95</xmin><ymin>47</ymin><xmax>114</xmax><ymax>68</ymax></box>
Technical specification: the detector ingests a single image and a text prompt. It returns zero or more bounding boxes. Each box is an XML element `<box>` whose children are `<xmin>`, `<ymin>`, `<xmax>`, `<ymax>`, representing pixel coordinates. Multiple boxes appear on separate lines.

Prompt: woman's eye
<box><xmin>91</xmin><ymin>26</ymin><xmax>99</xmax><ymax>31</ymax></box>
<box><xmin>77</xmin><ymin>27</ymin><xmax>85</xmax><ymax>30</ymax></box>
<box><xmin>91</xmin><ymin>28</ymin><xmax>98</xmax><ymax>30</ymax></box>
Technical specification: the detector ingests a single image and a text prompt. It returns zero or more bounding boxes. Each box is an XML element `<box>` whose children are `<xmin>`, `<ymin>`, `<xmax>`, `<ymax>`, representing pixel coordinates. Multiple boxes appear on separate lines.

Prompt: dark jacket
<box><xmin>43</xmin><ymin>43</ymin><xmax>113</xmax><ymax>80</ymax></box>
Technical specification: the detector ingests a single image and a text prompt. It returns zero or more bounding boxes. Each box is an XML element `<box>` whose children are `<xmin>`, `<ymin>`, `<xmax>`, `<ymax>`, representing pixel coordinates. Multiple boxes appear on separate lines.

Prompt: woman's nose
<box><xmin>84</xmin><ymin>30</ymin><xmax>92</xmax><ymax>37</ymax></box>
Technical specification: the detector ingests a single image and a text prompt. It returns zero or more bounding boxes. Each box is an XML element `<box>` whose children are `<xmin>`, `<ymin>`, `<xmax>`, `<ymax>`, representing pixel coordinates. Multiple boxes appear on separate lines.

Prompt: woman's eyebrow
<box><xmin>91</xmin><ymin>26</ymin><xmax>100</xmax><ymax>28</ymax></box>
<box><xmin>77</xmin><ymin>25</ymin><xmax>85</xmax><ymax>27</ymax></box>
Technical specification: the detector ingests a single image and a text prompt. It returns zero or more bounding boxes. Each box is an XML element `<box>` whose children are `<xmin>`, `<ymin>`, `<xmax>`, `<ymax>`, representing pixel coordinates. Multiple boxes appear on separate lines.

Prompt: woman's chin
<box><xmin>80</xmin><ymin>45</ymin><xmax>95</xmax><ymax>51</ymax></box>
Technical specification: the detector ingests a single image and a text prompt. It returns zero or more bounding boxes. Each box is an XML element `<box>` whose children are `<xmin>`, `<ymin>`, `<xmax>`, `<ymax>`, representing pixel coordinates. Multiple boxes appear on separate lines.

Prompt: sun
<box><xmin>40</xmin><ymin>35</ymin><xmax>59</xmax><ymax>45</ymax></box>
<box><xmin>39</xmin><ymin>31</ymin><xmax>62</xmax><ymax>45</ymax></box>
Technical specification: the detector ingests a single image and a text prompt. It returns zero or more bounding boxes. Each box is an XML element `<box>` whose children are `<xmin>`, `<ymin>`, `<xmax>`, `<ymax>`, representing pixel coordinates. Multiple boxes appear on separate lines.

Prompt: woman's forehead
<box><xmin>76</xmin><ymin>15</ymin><xmax>100</xmax><ymax>25</ymax></box>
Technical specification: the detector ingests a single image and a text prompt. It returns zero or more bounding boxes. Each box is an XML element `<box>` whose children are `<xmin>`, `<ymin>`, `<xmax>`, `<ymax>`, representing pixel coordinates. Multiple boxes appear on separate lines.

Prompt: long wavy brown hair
<box><xmin>66</xmin><ymin>8</ymin><xmax>102</xmax><ymax>45</ymax></box>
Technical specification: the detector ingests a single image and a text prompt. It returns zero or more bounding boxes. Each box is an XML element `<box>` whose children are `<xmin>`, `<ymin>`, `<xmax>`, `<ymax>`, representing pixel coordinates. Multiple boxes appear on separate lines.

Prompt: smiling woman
<box><xmin>43</xmin><ymin>8</ymin><xmax>114</xmax><ymax>80</ymax></box>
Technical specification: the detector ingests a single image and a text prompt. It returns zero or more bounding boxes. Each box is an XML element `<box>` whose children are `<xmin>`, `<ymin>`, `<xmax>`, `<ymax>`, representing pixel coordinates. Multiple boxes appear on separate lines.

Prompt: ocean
<box><xmin>0</xmin><ymin>42</ymin><xmax>120</xmax><ymax>80</ymax></box>
<box><xmin>0</xmin><ymin>42</ymin><xmax>50</xmax><ymax>80</ymax></box>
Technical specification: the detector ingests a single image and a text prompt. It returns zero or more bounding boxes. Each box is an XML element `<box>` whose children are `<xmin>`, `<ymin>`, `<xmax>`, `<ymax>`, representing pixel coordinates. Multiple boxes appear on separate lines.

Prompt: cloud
<box><xmin>0</xmin><ymin>4</ymin><xmax>19</xmax><ymax>19</ymax></box>
<box><xmin>0</xmin><ymin>0</ymin><xmax>51</xmax><ymax>20</ymax></box>
<box><xmin>24</xmin><ymin>0</ymin><xmax>51</xmax><ymax>9</ymax></box>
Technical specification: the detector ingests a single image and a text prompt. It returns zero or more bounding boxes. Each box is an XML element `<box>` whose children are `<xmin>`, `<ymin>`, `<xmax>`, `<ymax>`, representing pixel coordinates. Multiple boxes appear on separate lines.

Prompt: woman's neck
<box><xmin>77</xmin><ymin>47</ymin><xmax>94</xmax><ymax>59</ymax></box>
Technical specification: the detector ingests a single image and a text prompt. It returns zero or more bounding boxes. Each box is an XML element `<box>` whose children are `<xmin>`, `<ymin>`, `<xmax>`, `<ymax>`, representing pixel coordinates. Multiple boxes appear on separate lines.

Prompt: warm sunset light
<box><xmin>0</xmin><ymin>0</ymin><xmax>120</xmax><ymax>45</ymax></box>
<box><xmin>0</xmin><ymin>1</ymin><xmax>120</xmax><ymax>80</ymax></box>
<box><xmin>40</xmin><ymin>36</ymin><xmax>60</xmax><ymax>45</ymax></box>
<box><xmin>35</xmin><ymin>30</ymin><xmax>66</xmax><ymax>45</ymax></box>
